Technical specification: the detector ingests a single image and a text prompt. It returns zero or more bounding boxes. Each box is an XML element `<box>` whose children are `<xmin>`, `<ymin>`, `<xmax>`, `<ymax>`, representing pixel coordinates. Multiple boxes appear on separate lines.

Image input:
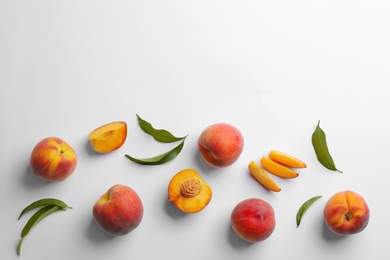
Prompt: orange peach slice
<box><xmin>260</xmin><ymin>156</ymin><xmax>299</xmax><ymax>178</ymax></box>
<box><xmin>269</xmin><ymin>150</ymin><xmax>307</xmax><ymax>168</ymax></box>
<box><xmin>248</xmin><ymin>161</ymin><xmax>281</xmax><ymax>192</ymax></box>
<box><xmin>88</xmin><ymin>121</ymin><xmax>127</xmax><ymax>153</ymax></box>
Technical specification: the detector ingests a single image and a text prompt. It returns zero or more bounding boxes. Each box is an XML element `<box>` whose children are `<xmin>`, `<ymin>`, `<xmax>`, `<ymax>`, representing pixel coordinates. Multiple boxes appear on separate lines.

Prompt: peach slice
<box><xmin>260</xmin><ymin>156</ymin><xmax>299</xmax><ymax>178</ymax></box>
<box><xmin>88</xmin><ymin>121</ymin><xmax>127</xmax><ymax>153</ymax></box>
<box><xmin>248</xmin><ymin>161</ymin><xmax>281</xmax><ymax>192</ymax></box>
<box><xmin>269</xmin><ymin>150</ymin><xmax>307</xmax><ymax>168</ymax></box>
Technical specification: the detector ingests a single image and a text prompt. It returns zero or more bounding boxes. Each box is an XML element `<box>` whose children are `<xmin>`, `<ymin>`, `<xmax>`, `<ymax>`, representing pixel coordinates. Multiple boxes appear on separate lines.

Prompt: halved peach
<box><xmin>269</xmin><ymin>150</ymin><xmax>307</xmax><ymax>168</ymax></box>
<box><xmin>168</xmin><ymin>169</ymin><xmax>212</xmax><ymax>213</ymax></box>
<box><xmin>260</xmin><ymin>156</ymin><xmax>299</xmax><ymax>178</ymax></box>
<box><xmin>88</xmin><ymin>121</ymin><xmax>127</xmax><ymax>153</ymax></box>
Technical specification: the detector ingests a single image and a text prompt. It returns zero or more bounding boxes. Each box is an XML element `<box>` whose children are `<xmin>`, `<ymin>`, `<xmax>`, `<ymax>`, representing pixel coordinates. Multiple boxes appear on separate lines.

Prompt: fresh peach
<box><xmin>30</xmin><ymin>137</ymin><xmax>77</xmax><ymax>182</ymax></box>
<box><xmin>93</xmin><ymin>184</ymin><xmax>143</xmax><ymax>236</ymax></box>
<box><xmin>323</xmin><ymin>190</ymin><xmax>370</xmax><ymax>236</ymax></box>
<box><xmin>231</xmin><ymin>198</ymin><xmax>276</xmax><ymax>243</ymax></box>
<box><xmin>198</xmin><ymin>123</ymin><xmax>244</xmax><ymax>168</ymax></box>
<box><xmin>88</xmin><ymin>121</ymin><xmax>127</xmax><ymax>153</ymax></box>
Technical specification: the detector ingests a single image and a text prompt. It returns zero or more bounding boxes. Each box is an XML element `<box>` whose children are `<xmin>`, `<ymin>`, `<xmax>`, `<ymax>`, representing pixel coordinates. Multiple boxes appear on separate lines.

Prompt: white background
<box><xmin>1</xmin><ymin>1</ymin><xmax>390</xmax><ymax>259</ymax></box>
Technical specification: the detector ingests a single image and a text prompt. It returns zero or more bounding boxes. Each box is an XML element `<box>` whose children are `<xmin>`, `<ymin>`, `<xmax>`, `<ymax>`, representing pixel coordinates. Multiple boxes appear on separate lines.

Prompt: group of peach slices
<box><xmin>248</xmin><ymin>150</ymin><xmax>307</xmax><ymax>192</ymax></box>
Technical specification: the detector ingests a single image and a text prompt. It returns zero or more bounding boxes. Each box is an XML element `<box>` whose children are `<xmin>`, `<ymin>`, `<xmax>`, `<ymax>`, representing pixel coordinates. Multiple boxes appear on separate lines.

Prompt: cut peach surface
<box><xmin>168</xmin><ymin>169</ymin><xmax>212</xmax><ymax>213</ymax></box>
<box><xmin>260</xmin><ymin>156</ymin><xmax>299</xmax><ymax>178</ymax></box>
<box><xmin>88</xmin><ymin>121</ymin><xmax>127</xmax><ymax>153</ymax></box>
<box><xmin>248</xmin><ymin>161</ymin><xmax>281</xmax><ymax>192</ymax></box>
<box><xmin>269</xmin><ymin>150</ymin><xmax>307</xmax><ymax>168</ymax></box>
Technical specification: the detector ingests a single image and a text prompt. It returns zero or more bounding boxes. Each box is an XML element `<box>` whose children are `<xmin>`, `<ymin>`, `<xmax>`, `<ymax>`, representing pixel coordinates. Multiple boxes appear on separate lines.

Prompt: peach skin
<box><xmin>88</xmin><ymin>121</ymin><xmax>127</xmax><ymax>153</ymax></box>
<box><xmin>248</xmin><ymin>161</ymin><xmax>281</xmax><ymax>192</ymax></box>
<box><xmin>198</xmin><ymin>123</ymin><xmax>244</xmax><ymax>168</ymax></box>
<box><xmin>30</xmin><ymin>137</ymin><xmax>77</xmax><ymax>182</ymax></box>
<box><xmin>231</xmin><ymin>198</ymin><xmax>276</xmax><ymax>243</ymax></box>
<box><xmin>323</xmin><ymin>190</ymin><xmax>370</xmax><ymax>236</ymax></box>
<box><xmin>268</xmin><ymin>150</ymin><xmax>307</xmax><ymax>168</ymax></box>
<box><xmin>260</xmin><ymin>156</ymin><xmax>299</xmax><ymax>178</ymax></box>
<box><xmin>93</xmin><ymin>184</ymin><xmax>143</xmax><ymax>236</ymax></box>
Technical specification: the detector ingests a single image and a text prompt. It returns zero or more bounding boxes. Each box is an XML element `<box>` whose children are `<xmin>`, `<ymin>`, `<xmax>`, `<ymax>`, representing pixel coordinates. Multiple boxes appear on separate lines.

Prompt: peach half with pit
<box><xmin>30</xmin><ymin>137</ymin><xmax>77</xmax><ymax>182</ymax></box>
<box><xmin>168</xmin><ymin>169</ymin><xmax>212</xmax><ymax>213</ymax></box>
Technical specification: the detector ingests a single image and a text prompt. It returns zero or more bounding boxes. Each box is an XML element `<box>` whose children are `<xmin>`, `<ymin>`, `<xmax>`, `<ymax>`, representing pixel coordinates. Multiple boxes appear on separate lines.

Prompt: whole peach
<box><xmin>231</xmin><ymin>198</ymin><xmax>276</xmax><ymax>243</ymax></box>
<box><xmin>323</xmin><ymin>190</ymin><xmax>370</xmax><ymax>236</ymax></box>
<box><xmin>198</xmin><ymin>123</ymin><xmax>244</xmax><ymax>168</ymax></box>
<box><xmin>30</xmin><ymin>137</ymin><xmax>77</xmax><ymax>182</ymax></box>
<box><xmin>93</xmin><ymin>184</ymin><xmax>144</xmax><ymax>236</ymax></box>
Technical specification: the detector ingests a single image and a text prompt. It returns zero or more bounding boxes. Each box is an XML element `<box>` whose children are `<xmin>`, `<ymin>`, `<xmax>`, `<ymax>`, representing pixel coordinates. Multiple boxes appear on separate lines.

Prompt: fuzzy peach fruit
<box><xmin>93</xmin><ymin>184</ymin><xmax>143</xmax><ymax>236</ymax></box>
<box><xmin>198</xmin><ymin>123</ymin><xmax>244</xmax><ymax>168</ymax></box>
<box><xmin>231</xmin><ymin>198</ymin><xmax>276</xmax><ymax>243</ymax></box>
<box><xmin>30</xmin><ymin>137</ymin><xmax>77</xmax><ymax>182</ymax></box>
<box><xmin>323</xmin><ymin>190</ymin><xmax>370</xmax><ymax>236</ymax></box>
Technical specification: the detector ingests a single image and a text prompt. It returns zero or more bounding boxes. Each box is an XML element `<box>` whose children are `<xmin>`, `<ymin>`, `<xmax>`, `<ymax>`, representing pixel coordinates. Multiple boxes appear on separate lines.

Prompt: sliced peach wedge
<box><xmin>260</xmin><ymin>156</ymin><xmax>299</xmax><ymax>178</ymax></box>
<box><xmin>268</xmin><ymin>150</ymin><xmax>307</xmax><ymax>168</ymax></box>
<box><xmin>88</xmin><ymin>121</ymin><xmax>127</xmax><ymax>153</ymax></box>
<box><xmin>248</xmin><ymin>161</ymin><xmax>281</xmax><ymax>192</ymax></box>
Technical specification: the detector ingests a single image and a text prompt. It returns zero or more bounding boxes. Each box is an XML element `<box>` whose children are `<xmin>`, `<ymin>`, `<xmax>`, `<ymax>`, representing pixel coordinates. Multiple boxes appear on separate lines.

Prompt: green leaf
<box><xmin>312</xmin><ymin>121</ymin><xmax>342</xmax><ymax>172</ymax></box>
<box><xmin>17</xmin><ymin>205</ymin><xmax>64</xmax><ymax>255</ymax></box>
<box><xmin>20</xmin><ymin>205</ymin><xmax>61</xmax><ymax>238</ymax></box>
<box><xmin>125</xmin><ymin>114</ymin><xmax>188</xmax><ymax>165</ymax></box>
<box><xmin>125</xmin><ymin>138</ymin><xmax>185</xmax><ymax>165</ymax></box>
<box><xmin>17</xmin><ymin>238</ymin><xmax>24</xmax><ymax>256</ymax></box>
<box><xmin>296</xmin><ymin>195</ymin><xmax>322</xmax><ymax>227</ymax></box>
<box><xmin>136</xmin><ymin>114</ymin><xmax>185</xmax><ymax>143</ymax></box>
<box><xmin>18</xmin><ymin>198</ymin><xmax>72</xmax><ymax>220</ymax></box>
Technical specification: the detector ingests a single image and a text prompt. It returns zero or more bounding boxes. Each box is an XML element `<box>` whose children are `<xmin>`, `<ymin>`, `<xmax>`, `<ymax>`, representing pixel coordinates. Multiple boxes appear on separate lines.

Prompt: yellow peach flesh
<box><xmin>168</xmin><ymin>169</ymin><xmax>212</xmax><ymax>213</ymax></box>
<box><xmin>268</xmin><ymin>150</ymin><xmax>307</xmax><ymax>168</ymax></box>
<box><xmin>260</xmin><ymin>156</ymin><xmax>299</xmax><ymax>178</ymax></box>
<box><xmin>248</xmin><ymin>161</ymin><xmax>281</xmax><ymax>192</ymax></box>
<box><xmin>88</xmin><ymin>121</ymin><xmax>127</xmax><ymax>153</ymax></box>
